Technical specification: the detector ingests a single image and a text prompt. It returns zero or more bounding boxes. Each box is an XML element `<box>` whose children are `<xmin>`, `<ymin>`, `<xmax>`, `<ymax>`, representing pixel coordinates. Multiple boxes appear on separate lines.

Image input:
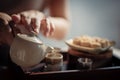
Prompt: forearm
<box><xmin>48</xmin><ymin>17</ymin><xmax>70</xmax><ymax>40</ymax></box>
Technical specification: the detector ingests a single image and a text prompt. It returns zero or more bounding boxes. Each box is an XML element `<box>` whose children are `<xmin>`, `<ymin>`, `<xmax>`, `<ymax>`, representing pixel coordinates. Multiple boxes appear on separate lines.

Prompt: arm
<box><xmin>47</xmin><ymin>0</ymin><xmax>70</xmax><ymax>40</ymax></box>
<box><xmin>11</xmin><ymin>0</ymin><xmax>70</xmax><ymax>40</ymax></box>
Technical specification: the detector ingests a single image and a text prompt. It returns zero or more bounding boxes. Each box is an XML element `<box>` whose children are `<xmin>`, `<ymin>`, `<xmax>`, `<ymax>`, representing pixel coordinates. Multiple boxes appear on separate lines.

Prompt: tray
<box><xmin>25</xmin><ymin>50</ymin><xmax>120</xmax><ymax>80</ymax></box>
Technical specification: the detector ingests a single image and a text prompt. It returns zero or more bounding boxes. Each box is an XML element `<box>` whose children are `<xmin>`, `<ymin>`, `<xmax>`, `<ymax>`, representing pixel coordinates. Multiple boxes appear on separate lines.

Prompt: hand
<box><xmin>12</xmin><ymin>10</ymin><xmax>55</xmax><ymax>37</ymax></box>
<box><xmin>0</xmin><ymin>12</ymin><xmax>13</xmax><ymax>45</ymax></box>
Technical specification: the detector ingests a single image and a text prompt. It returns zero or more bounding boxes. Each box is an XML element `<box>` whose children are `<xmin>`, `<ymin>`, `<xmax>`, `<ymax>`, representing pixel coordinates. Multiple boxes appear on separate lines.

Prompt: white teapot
<box><xmin>10</xmin><ymin>33</ymin><xmax>52</xmax><ymax>68</ymax></box>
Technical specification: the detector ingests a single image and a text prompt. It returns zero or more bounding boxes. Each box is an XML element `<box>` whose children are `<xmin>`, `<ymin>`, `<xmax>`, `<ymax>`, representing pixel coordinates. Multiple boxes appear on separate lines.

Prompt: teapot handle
<box><xmin>9</xmin><ymin>20</ymin><xmax>16</xmax><ymax>37</ymax></box>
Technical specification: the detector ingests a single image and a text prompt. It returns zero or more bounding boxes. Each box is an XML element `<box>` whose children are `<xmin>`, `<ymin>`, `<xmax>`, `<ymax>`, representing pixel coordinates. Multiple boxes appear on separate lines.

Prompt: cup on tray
<box><xmin>77</xmin><ymin>57</ymin><xmax>93</xmax><ymax>70</ymax></box>
<box><xmin>45</xmin><ymin>51</ymin><xmax>63</xmax><ymax>71</ymax></box>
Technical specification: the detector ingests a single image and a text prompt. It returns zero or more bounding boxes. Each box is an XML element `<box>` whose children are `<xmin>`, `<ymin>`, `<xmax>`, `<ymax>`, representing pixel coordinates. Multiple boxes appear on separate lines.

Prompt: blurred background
<box><xmin>40</xmin><ymin>0</ymin><xmax>120</xmax><ymax>49</ymax></box>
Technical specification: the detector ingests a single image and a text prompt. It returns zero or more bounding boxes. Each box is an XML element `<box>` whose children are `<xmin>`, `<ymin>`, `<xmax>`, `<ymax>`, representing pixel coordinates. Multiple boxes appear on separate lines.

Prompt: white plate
<box><xmin>65</xmin><ymin>39</ymin><xmax>115</xmax><ymax>54</ymax></box>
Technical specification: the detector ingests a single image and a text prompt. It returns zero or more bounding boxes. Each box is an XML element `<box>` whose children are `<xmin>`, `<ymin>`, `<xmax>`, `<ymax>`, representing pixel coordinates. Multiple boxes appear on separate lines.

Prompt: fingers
<box><xmin>44</xmin><ymin>18</ymin><xmax>50</xmax><ymax>36</ymax></box>
<box><xmin>11</xmin><ymin>11</ymin><xmax>42</xmax><ymax>34</ymax></box>
<box><xmin>31</xmin><ymin>18</ymin><xmax>41</xmax><ymax>33</ymax></box>
<box><xmin>12</xmin><ymin>14</ymin><xmax>31</xmax><ymax>33</ymax></box>
<box><xmin>11</xmin><ymin>14</ymin><xmax>21</xmax><ymax>23</ymax></box>
<box><xmin>40</xmin><ymin>18</ymin><xmax>55</xmax><ymax>37</ymax></box>
<box><xmin>11</xmin><ymin>11</ymin><xmax>54</xmax><ymax>37</ymax></box>
<box><xmin>49</xmin><ymin>19</ymin><xmax>55</xmax><ymax>36</ymax></box>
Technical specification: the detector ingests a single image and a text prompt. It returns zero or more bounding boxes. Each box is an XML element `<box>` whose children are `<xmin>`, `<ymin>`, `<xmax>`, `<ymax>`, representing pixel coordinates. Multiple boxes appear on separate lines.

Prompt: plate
<box><xmin>65</xmin><ymin>39</ymin><xmax>115</xmax><ymax>54</ymax></box>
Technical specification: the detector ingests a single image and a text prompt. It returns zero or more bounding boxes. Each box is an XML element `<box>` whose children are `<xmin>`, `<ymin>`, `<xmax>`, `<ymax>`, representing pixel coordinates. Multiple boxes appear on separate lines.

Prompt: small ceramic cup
<box><xmin>45</xmin><ymin>51</ymin><xmax>63</xmax><ymax>71</ymax></box>
<box><xmin>77</xmin><ymin>57</ymin><xmax>93</xmax><ymax>70</ymax></box>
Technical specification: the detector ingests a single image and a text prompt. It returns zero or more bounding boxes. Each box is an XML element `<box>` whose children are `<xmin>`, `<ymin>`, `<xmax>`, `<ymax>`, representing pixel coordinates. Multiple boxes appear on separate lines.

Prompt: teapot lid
<box><xmin>16</xmin><ymin>33</ymin><xmax>42</xmax><ymax>44</ymax></box>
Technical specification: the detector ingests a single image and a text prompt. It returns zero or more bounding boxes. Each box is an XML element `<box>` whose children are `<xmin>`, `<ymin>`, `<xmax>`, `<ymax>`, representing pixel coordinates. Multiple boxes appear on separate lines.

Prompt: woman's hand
<box><xmin>12</xmin><ymin>10</ymin><xmax>55</xmax><ymax>37</ymax></box>
<box><xmin>0</xmin><ymin>12</ymin><xmax>14</xmax><ymax>45</ymax></box>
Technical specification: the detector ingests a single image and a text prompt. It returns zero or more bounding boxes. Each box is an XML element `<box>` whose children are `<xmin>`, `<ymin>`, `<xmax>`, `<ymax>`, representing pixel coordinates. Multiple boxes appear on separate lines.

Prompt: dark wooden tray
<box><xmin>26</xmin><ymin>51</ymin><xmax>120</xmax><ymax>80</ymax></box>
<box><xmin>0</xmin><ymin>51</ymin><xmax>120</xmax><ymax>80</ymax></box>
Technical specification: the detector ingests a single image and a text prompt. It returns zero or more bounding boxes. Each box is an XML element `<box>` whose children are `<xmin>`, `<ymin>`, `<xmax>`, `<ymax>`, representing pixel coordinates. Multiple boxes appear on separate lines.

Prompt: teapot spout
<box><xmin>45</xmin><ymin>46</ymin><xmax>61</xmax><ymax>53</ymax></box>
<box><xmin>45</xmin><ymin>46</ymin><xmax>54</xmax><ymax>53</ymax></box>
